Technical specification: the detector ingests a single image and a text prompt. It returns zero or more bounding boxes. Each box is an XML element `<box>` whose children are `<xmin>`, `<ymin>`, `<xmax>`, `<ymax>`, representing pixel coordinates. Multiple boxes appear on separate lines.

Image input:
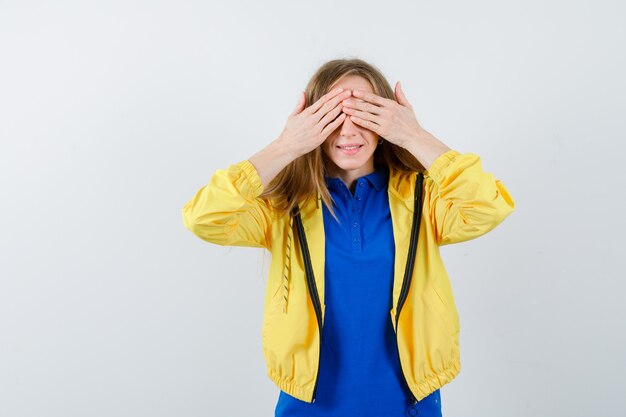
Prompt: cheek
<box><xmin>363</xmin><ymin>129</ymin><xmax>378</xmax><ymax>141</ymax></box>
<box><xmin>320</xmin><ymin>138</ymin><xmax>333</xmax><ymax>155</ymax></box>
<box><xmin>322</xmin><ymin>131</ymin><xmax>338</xmax><ymax>147</ymax></box>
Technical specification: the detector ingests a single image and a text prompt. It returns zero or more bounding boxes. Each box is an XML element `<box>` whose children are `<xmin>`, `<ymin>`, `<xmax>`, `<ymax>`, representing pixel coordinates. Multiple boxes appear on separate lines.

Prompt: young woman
<box><xmin>182</xmin><ymin>58</ymin><xmax>516</xmax><ymax>416</ymax></box>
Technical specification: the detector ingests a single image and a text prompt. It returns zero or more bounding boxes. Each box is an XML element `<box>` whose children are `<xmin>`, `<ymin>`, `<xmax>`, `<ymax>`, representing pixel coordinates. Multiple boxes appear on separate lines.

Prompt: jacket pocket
<box><xmin>265</xmin><ymin>281</ymin><xmax>283</xmax><ymax>316</ymax></box>
<box><xmin>423</xmin><ymin>284</ymin><xmax>451</xmax><ymax>325</ymax></box>
<box><xmin>271</xmin><ymin>283</ymin><xmax>281</xmax><ymax>300</ymax></box>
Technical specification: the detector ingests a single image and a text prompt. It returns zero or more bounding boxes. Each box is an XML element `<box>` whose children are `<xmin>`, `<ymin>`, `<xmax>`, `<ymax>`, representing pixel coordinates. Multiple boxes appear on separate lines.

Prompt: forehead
<box><xmin>329</xmin><ymin>74</ymin><xmax>374</xmax><ymax>94</ymax></box>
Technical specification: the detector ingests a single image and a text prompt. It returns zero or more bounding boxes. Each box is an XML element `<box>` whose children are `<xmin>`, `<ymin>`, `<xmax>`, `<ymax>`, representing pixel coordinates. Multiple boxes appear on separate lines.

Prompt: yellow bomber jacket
<box><xmin>181</xmin><ymin>149</ymin><xmax>516</xmax><ymax>403</ymax></box>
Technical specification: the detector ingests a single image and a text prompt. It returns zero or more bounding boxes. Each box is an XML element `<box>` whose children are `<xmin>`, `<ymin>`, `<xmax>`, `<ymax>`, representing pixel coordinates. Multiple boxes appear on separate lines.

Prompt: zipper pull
<box><xmin>407</xmin><ymin>398</ymin><xmax>419</xmax><ymax>416</ymax></box>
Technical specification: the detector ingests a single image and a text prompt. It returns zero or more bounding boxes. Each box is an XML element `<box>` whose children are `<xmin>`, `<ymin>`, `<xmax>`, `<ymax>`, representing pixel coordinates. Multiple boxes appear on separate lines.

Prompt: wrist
<box><xmin>272</xmin><ymin>136</ymin><xmax>301</xmax><ymax>161</ymax></box>
<box><xmin>401</xmin><ymin>128</ymin><xmax>452</xmax><ymax>171</ymax></box>
<box><xmin>401</xmin><ymin>129</ymin><xmax>424</xmax><ymax>151</ymax></box>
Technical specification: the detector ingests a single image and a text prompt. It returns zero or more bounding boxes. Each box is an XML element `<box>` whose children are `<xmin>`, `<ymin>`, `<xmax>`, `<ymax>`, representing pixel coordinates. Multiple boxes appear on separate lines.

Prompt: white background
<box><xmin>1</xmin><ymin>1</ymin><xmax>625</xmax><ymax>416</ymax></box>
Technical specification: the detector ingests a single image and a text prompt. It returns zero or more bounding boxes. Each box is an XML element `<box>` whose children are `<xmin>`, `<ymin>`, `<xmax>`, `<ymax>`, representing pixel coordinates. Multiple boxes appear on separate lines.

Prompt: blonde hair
<box><xmin>259</xmin><ymin>57</ymin><xmax>425</xmax><ymax>223</ymax></box>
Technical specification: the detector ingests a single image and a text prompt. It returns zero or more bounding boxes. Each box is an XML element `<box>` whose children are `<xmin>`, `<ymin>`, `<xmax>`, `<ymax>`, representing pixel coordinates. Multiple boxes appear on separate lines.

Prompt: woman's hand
<box><xmin>278</xmin><ymin>88</ymin><xmax>352</xmax><ymax>157</ymax></box>
<box><xmin>341</xmin><ymin>81</ymin><xmax>424</xmax><ymax>148</ymax></box>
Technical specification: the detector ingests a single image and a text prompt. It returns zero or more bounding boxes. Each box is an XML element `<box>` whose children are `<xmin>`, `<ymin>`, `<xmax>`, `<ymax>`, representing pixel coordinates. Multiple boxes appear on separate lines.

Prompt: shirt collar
<box><xmin>324</xmin><ymin>164</ymin><xmax>388</xmax><ymax>191</ymax></box>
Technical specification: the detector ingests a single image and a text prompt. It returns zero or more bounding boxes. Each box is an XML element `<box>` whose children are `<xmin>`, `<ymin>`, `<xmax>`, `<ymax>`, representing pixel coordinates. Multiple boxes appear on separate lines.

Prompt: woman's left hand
<box><xmin>341</xmin><ymin>81</ymin><xmax>424</xmax><ymax>148</ymax></box>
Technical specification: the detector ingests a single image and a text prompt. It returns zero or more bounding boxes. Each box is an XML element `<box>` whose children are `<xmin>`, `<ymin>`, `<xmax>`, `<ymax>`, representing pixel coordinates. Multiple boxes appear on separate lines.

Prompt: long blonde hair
<box><xmin>259</xmin><ymin>58</ymin><xmax>425</xmax><ymax>222</ymax></box>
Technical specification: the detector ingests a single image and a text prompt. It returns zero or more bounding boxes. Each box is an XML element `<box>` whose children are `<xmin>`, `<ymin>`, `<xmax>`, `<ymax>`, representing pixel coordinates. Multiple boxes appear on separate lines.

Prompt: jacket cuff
<box><xmin>425</xmin><ymin>149</ymin><xmax>461</xmax><ymax>184</ymax></box>
<box><xmin>235</xmin><ymin>159</ymin><xmax>265</xmax><ymax>198</ymax></box>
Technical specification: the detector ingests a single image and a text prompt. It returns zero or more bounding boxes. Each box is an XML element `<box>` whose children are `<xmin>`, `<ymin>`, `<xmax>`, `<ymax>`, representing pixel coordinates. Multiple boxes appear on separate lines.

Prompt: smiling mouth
<box><xmin>337</xmin><ymin>145</ymin><xmax>363</xmax><ymax>149</ymax></box>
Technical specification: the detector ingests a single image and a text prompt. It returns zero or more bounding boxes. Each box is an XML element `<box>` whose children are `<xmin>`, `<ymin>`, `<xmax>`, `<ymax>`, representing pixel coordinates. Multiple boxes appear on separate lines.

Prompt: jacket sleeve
<box><xmin>424</xmin><ymin>149</ymin><xmax>516</xmax><ymax>246</ymax></box>
<box><xmin>182</xmin><ymin>159</ymin><xmax>273</xmax><ymax>249</ymax></box>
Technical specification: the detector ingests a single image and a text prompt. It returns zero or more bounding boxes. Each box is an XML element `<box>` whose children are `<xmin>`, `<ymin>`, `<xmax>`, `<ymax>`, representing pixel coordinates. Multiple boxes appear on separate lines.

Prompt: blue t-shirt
<box><xmin>274</xmin><ymin>164</ymin><xmax>442</xmax><ymax>417</ymax></box>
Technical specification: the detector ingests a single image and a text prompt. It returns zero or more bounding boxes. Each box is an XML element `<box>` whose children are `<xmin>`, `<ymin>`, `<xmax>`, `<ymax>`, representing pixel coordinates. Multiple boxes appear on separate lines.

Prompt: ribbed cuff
<box><xmin>425</xmin><ymin>149</ymin><xmax>461</xmax><ymax>184</ymax></box>
<box><xmin>236</xmin><ymin>159</ymin><xmax>264</xmax><ymax>197</ymax></box>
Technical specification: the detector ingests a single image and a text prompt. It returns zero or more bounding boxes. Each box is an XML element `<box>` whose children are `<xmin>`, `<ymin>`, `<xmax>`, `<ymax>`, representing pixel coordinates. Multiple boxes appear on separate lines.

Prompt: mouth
<box><xmin>336</xmin><ymin>144</ymin><xmax>364</xmax><ymax>149</ymax></box>
<box><xmin>336</xmin><ymin>144</ymin><xmax>363</xmax><ymax>155</ymax></box>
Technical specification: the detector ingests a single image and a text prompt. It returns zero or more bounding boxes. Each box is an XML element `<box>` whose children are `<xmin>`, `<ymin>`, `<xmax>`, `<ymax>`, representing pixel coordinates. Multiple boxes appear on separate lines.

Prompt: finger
<box><xmin>351</xmin><ymin>89</ymin><xmax>393</xmax><ymax>108</ymax></box>
<box><xmin>312</xmin><ymin>89</ymin><xmax>352</xmax><ymax>123</ymax></box>
<box><xmin>306</xmin><ymin>88</ymin><xmax>349</xmax><ymax>115</ymax></box>
<box><xmin>342</xmin><ymin>106</ymin><xmax>384</xmax><ymax>126</ymax></box>
<box><xmin>347</xmin><ymin>114</ymin><xmax>382</xmax><ymax>135</ymax></box>
<box><xmin>290</xmin><ymin>91</ymin><xmax>305</xmax><ymax>116</ymax></box>
<box><xmin>343</xmin><ymin>98</ymin><xmax>384</xmax><ymax>116</ymax></box>
<box><xmin>319</xmin><ymin>100</ymin><xmax>346</xmax><ymax>129</ymax></box>
<box><xmin>394</xmin><ymin>81</ymin><xmax>412</xmax><ymax>109</ymax></box>
<box><xmin>321</xmin><ymin>112</ymin><xmax>347</xmax><ymax>138</ymax></box>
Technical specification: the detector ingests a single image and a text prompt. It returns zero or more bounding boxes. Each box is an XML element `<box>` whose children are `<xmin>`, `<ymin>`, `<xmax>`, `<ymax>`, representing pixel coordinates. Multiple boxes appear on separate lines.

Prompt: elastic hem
<box><xmin>267</xmin><ymin>367</ymin><xmax>315</xmax><ymax>403</ymax></box>
<box><xmin>410</xmin><ymin>358</ymin><xmax>461</xmax><ymax>401</ymax></box>
<box><xmin>235</xmin><ymin>159</ymin><xmax>264</xmax><ymax>198</ymax></box>
<box><xmin>266</xmin><ymin>358</ymin><xmax>460</xmax><ymax>404</ymax></box>
<box><xmin>424</xmin><ymin>149</ymin><xmax>461</xmax><ymax>184</ymax></box>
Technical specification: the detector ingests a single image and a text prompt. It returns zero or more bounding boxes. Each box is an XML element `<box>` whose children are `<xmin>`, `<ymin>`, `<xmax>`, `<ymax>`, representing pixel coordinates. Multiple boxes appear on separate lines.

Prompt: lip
<box><xmin>337</xmin><ymin>144</ymin><xmax>363</xmax><ymax>155</ymax></box>
<box><xmin>336</xmin><ymin>143</ymin><xmax>363</xmax><ymax>148</ymax></box>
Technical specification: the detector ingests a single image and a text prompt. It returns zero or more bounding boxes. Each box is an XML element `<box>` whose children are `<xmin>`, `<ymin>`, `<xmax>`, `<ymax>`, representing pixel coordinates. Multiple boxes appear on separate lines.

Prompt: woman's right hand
<box><xmin>278</xmin><ymin>88</ymin><xmax>353</xmax><ymax>158</ymax></box>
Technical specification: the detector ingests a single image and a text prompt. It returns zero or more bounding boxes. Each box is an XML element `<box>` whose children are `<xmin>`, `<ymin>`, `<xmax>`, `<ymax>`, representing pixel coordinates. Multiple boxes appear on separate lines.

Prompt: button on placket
<box><xmin>350</xmin><ymin>212</ymin><xmax>361</xmax><ymax>251</ymax></box>
<box><xmin>348</xmin><ymin>187</ymin><xmax>362</xmax><ymax>252</ymax></box>
<box><xmin>349</xmin><ymin>180</ymin><xmax>368</xmax><ymax>252</ymax></box>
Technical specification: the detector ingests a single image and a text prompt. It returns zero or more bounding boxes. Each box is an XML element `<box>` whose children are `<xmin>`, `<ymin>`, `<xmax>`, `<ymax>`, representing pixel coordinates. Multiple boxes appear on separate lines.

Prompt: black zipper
<box><xmin>290</xmin><ymin>171</ymin><xmax>423</xmax><ymax>405</ymax></box>
<box><xmin>394</xmin><ymin>171</ymin><xmax>424</xmax><ymax>406</ymax></box>
<box><xmin>292</xmin><ymin>206</ymin><xmax>323</xmax><ymax>403</ymax></box>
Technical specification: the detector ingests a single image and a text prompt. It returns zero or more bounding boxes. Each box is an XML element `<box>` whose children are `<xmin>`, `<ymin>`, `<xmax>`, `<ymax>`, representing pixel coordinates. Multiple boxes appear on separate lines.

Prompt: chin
<box><xmin>328</xmin><ymin>152</ymin><xmax>375</xmax><ymax>171</ymax></box>
<box><xmin>333</xmin><ymin>160</ymin><xmax>367</xmax><ymax>170</ymax></box>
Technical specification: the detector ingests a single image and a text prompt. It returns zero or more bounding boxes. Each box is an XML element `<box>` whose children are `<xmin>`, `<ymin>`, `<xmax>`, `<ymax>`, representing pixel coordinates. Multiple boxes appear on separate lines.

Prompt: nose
<box><xmin>338</xmin><ymin>112</ymin><xmax>359</xmax><ymax>133</ymax></box>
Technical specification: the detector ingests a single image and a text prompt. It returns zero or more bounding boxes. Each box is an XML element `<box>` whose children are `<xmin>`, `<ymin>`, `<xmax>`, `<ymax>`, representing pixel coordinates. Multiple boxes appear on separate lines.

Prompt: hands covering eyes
<box><xmin>277</xmin><ymin>82</ymin><xmax>424</xmax><ymax>158</ymax></box>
